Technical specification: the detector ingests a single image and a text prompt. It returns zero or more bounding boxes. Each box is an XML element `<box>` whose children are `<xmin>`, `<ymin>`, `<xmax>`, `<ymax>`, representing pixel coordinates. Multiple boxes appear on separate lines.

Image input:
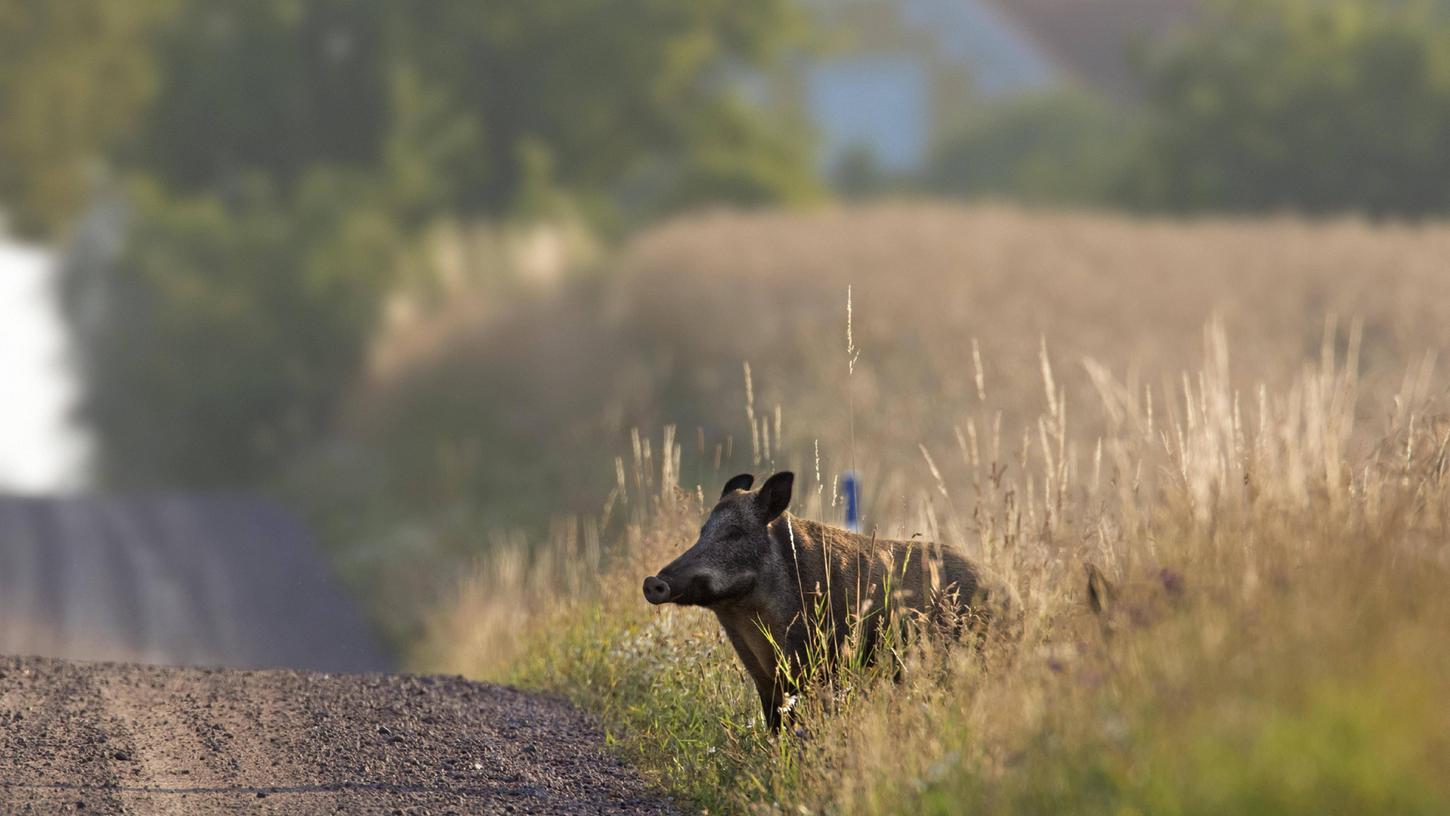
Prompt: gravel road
<box><xmin>0</xmin><ymin>655</ymin><xmax>676</xmax><ymax>815</ymax></box>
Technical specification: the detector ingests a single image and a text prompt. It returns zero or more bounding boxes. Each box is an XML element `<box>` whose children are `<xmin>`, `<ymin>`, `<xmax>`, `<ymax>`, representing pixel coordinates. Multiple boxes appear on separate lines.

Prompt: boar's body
<box><xmin>719</xmin><ymin>514</ymin><xmax>991</xmax><ymax>726</ymax></box>
<box><xmin>645</xmin><ymin>472</ymin><xmax>1010</xmax><ymax>730</ymax></box>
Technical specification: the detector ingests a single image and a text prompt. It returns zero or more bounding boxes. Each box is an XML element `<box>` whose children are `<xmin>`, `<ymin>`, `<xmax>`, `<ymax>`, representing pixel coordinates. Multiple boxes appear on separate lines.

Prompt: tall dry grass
<box><xmin>410</xmin><ymin>206</ymin><xmax>1450</xmax><ymax>813</ymax></box>
<box><xmin>419</xmin><ymin>302</ymin><xmax>1450</xmax><ymax>813</ymax></box>
<box><xmin>356</xmin><ymin>203</ymin><xmax>1450</xmax><ymax>526</ymax></box>
<box><xmin>338</xmin><ymin>204</ymin><xmax>1450</xmax><ymax>648</ymax></box>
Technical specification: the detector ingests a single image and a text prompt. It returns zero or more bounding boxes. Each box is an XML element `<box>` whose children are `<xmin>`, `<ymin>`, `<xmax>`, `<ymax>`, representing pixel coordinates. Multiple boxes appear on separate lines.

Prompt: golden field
<box><xmin>405</xmin><ymin>204</ymin><xmax>1450</xmax><ymax>814</ymax></box>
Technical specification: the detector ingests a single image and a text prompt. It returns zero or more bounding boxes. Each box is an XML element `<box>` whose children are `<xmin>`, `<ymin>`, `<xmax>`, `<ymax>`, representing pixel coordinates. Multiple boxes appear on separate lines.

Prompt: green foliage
<box><xmin>907</xmin><ymin>662</ymin><xmax>1450</xmax><ymax>816</ymax></box>
<box><xmin>1131</xmin><ymin>0</ymin><xmax>1450</xmax><ymax>215</ymax></box>
<box><xmin>134</xmin><ymin>1</ymin><xmax>393</xmax><ymax>198</ymax></box>
<box><xmin>9</xmin><ymin>0</ymin><xmax>818</xmax><ymax>488</ymax></box>
<box><xmin>658</xmin><ymin>94</ymin><xmax>822</xmax><ymax>215</ymax></box>
<box><xmin>127</xmin><ymin>0</ymin><xmax>818</xmax><ymax>220</ymax></box>
<box><xmin>923</xmin><ymin>0</ymin><xmax>1450</xmax><ymax>217</ymax></box>
<box><xmin>391</xmin><ymin>0</ymin><xmax>817</xmax><ymax>218</ymax></box>
<box><xmin>2</xmin><ymin>1</ymin><xmax>814</xmax><ymax>236</ymax></box>
<box><xmin>58</xmin><ymin>173</ymin><xmax>400</xmax><ymax>486</ymax></box>
<box><xmin>511</xmin><ymin>605</ymin><xmax>776</xmax><ymax>812</ymax></box>
<box><xmin>924</xmin><ymin>91</ymin><xmax>1136</xmax><ymax>206</ymax></box>
<box><xmin>0</xmin><ymin>1</ymin><xmax>175</xmax><ymax>239</ymax></box>
<box><xmin>835</xmin><ymin>144</ymin><xmax>893</xmax><ymax>199</ymax></box>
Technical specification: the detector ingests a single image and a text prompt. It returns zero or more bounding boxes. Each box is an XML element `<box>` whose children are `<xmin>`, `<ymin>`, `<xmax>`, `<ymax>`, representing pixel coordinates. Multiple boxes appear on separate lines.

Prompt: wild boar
<box><xmin>643</xmin><ymin>471</ymin><xmax>1008</xmax><ymax>729</ymax></box>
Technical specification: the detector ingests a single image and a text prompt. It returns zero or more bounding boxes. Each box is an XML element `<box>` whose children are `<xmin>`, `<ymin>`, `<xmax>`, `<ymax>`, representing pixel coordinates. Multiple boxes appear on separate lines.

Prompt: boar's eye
<box><xmin>723</xmin><ymin>525</ymin><xmax>746</xmax><ymax>539</ymax></box>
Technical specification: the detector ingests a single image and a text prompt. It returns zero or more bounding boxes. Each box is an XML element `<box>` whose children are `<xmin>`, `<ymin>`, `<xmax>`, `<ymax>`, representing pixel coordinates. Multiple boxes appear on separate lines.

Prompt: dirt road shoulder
<box><xmin>0</xmin><ymin>655</ymin><xmax>675</xmax><ymax>815</ymax></box>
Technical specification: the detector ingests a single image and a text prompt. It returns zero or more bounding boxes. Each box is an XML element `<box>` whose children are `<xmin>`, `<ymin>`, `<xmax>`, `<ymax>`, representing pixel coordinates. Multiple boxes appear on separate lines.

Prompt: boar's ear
<box><xmin>757</xmin><ymin>471</ymin><xmax>794</xmax><ymax>521</ymax></box>
<box><xmin>1085</xmin><ymin>562</ymin><xmax>1116</xmax><ymax>616</ymax></box>
<box><xmin>721</xmin><ymin>473</ymin><xmax>755</xmax><ymax>498</ymax></box>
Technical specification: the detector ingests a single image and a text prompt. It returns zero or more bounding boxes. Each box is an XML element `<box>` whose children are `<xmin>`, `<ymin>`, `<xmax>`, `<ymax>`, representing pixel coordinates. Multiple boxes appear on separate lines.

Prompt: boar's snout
<box><xmin>643</xmin><ymin>575</ymin><xmax>671</xmax><ymax>605</ymax></box>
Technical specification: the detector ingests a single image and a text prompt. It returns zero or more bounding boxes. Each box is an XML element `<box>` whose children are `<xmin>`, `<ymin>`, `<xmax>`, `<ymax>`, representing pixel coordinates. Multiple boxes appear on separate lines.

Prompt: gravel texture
<box><xmin>0</xmin><ymin>655</ymin><xmax>676</xmax><ymax>815</ymax></box>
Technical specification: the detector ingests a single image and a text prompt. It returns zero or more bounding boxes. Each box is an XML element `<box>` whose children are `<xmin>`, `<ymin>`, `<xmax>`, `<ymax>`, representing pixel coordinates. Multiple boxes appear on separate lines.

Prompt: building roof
<box><xmin>990</xmin><ymin>0</ymin><xmax>1204</xmax><ymax>99</ymax></box>
<box><xmin>0</xmin><ymin>494</ymin><xmax>389</xmax><ymax>672</ymax></box>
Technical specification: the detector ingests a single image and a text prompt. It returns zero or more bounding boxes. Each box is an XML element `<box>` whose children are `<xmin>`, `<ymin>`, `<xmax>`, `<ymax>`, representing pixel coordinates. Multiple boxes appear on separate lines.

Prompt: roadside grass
<box><xmin>417</xmin><ymin>321</ymin><xmax>1450</xmax><ymax>814</ymax></box>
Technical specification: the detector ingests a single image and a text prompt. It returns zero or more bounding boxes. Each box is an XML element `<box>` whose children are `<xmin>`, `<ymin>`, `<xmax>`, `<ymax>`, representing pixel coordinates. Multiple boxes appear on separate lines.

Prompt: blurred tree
<box><xmin>112</xmin><ymin>0</ymin><xmax>816</xmax><ymax>222</ymax></box>
<box><xmin>2</xmin><ymin>1</ymin><xmax>818</xmax><ymax>235</ymax></box>
<box><xmin>13</xmin><ymin>0</ymin><xmax>817</xmax><ymax>487</ymax></box>
<box><xmin>133</xmin><ymin>1</ymin><xmax>393</xmax><ymax>199</ymax></box>
<box><xmin>0</xmin><ymin>1</ymin><xmax>175</xmax><ymax>239</ymax></box>
<box><xmin>924</xmin><ymin>90</ymin><xmax>1135</xmax><ymax>206</ymax></box>
<box><xmin>659</xmin><ymin>94</ymin><xmax>820</xmax><ymax>212</ymax></box>
<box><xmin>390</xmin><ymin>0</ymin><xmax>817</xmax><ymax>218</ymax></box>
<box><xmin>835</xmin><ymin>143</ymin><xmax>891</xmax><ymax>199</ymax></box>
<box><xmin>58</xmin><ymin>173</ymin><xmax>401</xmax><ymax>486</ymax></box>
<box><xmin>1131</xmin><ymin>0</ymin><xmax>1450</xmax><ymax>216</ymax></box>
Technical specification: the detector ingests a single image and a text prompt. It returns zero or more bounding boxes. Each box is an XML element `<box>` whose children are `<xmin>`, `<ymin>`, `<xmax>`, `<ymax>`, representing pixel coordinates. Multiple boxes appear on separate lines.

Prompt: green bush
<box><xmin>1132</xmin><ymin>0</ymin><xmax>1450</xmax><ymax>216</ymax></box>
<box><xmin>10</xmin><ymin>0</ymin><xmax>823</xmax><ymax>491</ymax></box>
<box><xmin>0</xmin><ymin>1</ymin><xmax>174</xmax><ymax>239</ymax></box>
<box><xmin>926</xmin><ymin>0</ymin><xmax>1450</xmax><ymax>218</ymax></box>
<box><xmin>924</xmin><ymin>91</ymin><xmax>1135</xmax><ymax>206</ymax></box>
<box><xmin>1</xmin><ymin>0</ymin><xmax>819</xmax><ymax>239</ymax></box>
<box><xmin>58</xmin><ymin>173</ymin><xmax>400</xmax><ymax>487</ymax></box>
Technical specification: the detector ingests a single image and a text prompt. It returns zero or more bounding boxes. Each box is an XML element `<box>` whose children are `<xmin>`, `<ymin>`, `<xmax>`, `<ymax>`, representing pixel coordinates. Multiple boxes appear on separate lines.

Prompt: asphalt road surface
<box><xmin>0</xmin><ymin>655</ymin><xmax>676</xmax><ymax>815</ymax></box>
<box><xmin>0</xmin><ymin>496</ymin><xmax>388</xmax><ymax>673</ymax></box>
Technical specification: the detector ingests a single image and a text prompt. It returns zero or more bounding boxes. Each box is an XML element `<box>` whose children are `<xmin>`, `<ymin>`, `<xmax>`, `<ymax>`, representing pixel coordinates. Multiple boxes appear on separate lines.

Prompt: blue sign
<box><xmin>842</xmin><ymin>472</ymin><xmax>861</xmax><ymax>532</ymax></box>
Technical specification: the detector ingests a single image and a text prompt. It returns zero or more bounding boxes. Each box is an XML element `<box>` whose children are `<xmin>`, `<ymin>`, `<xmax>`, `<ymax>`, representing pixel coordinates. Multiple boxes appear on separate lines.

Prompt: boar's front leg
<box><xmin>723</xmin><ymin>627</ymin><xmax>784</xmax><ymax>729</ymax></box>
<box><xmin>766</xmin><ymin>622</ymin><xmax>814</xmax><ymax>732</ymax></box>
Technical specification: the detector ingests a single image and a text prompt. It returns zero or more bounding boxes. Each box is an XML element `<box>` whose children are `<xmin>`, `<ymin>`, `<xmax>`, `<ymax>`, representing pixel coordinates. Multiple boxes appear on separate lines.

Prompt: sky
<box><xmin>0</xmin><ymin>242</ymin><xmax>90</xmax><ymax>492</ymax></box>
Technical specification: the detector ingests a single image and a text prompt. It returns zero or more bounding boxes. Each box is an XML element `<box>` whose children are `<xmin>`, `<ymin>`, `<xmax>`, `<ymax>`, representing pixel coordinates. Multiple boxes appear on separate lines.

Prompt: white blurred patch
<box><xmin>0</xmin><ymin>243</ymin><xmax>90</xmax><ymax>492</ymax></box>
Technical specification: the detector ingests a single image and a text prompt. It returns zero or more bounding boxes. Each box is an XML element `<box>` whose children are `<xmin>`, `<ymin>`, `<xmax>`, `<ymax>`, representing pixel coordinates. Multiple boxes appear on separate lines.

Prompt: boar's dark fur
<box><xmin>644</xmin><ymin>472</ymin><xmax>1013</xmax><ymax>730</ymax></box>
